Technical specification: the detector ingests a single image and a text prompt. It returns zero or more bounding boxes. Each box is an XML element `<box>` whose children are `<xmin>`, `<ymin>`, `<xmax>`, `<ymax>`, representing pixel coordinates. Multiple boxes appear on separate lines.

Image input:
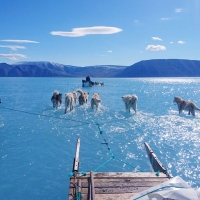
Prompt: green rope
<box><xmin>76</xmin><ymin>192</ymin><xmax>81</xmax><ymax>200</ymax></box>
<box><xmin>93</xmin><ymin>123</ymin><xmax>141</xmax><ymax>172</ymax></box>
<box><xmin>0</xmin><ymin>106</ymin><xmax>96</xmax><ymax>126</ymax></box>
<box><xmin>93</xmin><ymin>157</ymin><xmax>113</xmax><ymax>172</ymax></box>
<box><xmin>155</xmin><ymin>170</ymin><xmax>160</xmax><ymax>176</ymax></box>
<box><xmin>0</xmin><ymin>106</ymin><xmax>129</xmax><ymax>129</ymax></box>
<box><xmin>75</xmin><ymin>184</ymin><xmax>82</xmax><ymax>200</ymax></box>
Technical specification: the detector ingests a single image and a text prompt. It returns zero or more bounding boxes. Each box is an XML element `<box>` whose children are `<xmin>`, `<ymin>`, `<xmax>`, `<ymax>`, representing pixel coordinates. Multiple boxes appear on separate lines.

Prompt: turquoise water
<box><xmin>0</xmin><ymin>77</ymin><xmax>200</xmax><ymax>199</ymax></box>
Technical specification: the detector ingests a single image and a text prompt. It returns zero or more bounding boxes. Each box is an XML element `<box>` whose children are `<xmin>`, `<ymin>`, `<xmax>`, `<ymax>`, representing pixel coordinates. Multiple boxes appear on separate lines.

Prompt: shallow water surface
<box><xmin>0</xmin><ymin>77</ymin><xmax>200</xmax><ymax>199</ymax></box>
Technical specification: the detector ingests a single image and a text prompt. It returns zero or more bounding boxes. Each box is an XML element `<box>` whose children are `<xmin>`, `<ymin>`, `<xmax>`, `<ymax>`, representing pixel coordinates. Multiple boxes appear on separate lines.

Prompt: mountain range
<box><xmin>1</xmin><ymin>59</ymin><xmax>200</xmax><ymax>77</ymax></box>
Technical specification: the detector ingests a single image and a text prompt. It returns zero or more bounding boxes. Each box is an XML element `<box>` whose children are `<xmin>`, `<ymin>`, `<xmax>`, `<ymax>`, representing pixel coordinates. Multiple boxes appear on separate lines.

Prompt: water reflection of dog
<box><xmin>122</xmin><ymin>94</ymin><xmax>138</xmax><ymax>113</ymax></box>
<box><xmin>51</xmin><ymin>90</ymin><xmax>62</xmax><ymax>108</ymax></box>
<box><xmin>173</xmin><ymin>96</ymin><xmax>200</xmax><ymax>116</ymax></box>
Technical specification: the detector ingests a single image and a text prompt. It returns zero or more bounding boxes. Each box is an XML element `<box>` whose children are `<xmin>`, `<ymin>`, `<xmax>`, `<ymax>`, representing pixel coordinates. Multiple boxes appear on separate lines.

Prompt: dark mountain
<box><xmin>9</xmin><ymin>62</ymin><xmax>77</xmax><ymax>77</ymax></box>
<box><xmin>0</xmin><ymin>61</ymin><xmax>127</xmax><ymax>77</ymax></box>
<box><xmin>0</xmin><ymin>63</ymin><xmax>14</xmax><ymax>76</ymax></box>
<box><xmin>0</xmin><ymin>59</ymin><xmax>200</xmax><ymax>77</ymax></box>
<box><xmin>117</xmin><ymin>59</ymin><xmax>200</xmax><ymax>77</ymax></box>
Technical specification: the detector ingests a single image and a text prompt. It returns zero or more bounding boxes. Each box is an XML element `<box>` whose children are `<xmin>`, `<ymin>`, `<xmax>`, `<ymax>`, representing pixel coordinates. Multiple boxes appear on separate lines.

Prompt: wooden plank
<box><xmin>77</xmin><ymin>172</ymin><xmax>168</xmax><ymax>178</ymax></box>
<box><xmin>88</xmin><ymin>177</ymin><xmax>91</xmax><ymax>200</ymax></box>
<box><xmin>68</xmin><ymin>179</ymin><xmax>77</xmax><ymax>199</ymax></box>
<box><xmin>82</xmin><ymin>193</ymin><xmax>137</xmax><ymax>200</ymax></box>
<box><xmin>81</xmin><ymin>186</ymin><xmax>150</xmax><ymax>194</ymax></box>
<box><xmin>95</xmin><ymin>193</ymin><xmax>137</xmax><ymax>200</ymax></box>
<box><xmin>95</xmin><ymin>177</ymin><xmax>167</xmax><ymax>183</ymax></box>
<box><xmin>72</xmin><ymin>177</ymin><xmax>168</xmax><ymax>184</ymax></box>
<box><xmin>80</xmin><ymin>179</ymin><xmax>166</xmax><ymax>188</ymax></box>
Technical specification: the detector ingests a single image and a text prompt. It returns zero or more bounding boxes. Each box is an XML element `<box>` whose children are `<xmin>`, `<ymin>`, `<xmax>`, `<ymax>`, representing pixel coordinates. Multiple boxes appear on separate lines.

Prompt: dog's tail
<box><xmin>194</xmin><ymin>104</ymin><xmax>200</xmax><ymax>111</ymax></box>
<box><xmin>76</xmin><ymin>89</ymin><xmax>84</xmax><ymax>96</ymax></box>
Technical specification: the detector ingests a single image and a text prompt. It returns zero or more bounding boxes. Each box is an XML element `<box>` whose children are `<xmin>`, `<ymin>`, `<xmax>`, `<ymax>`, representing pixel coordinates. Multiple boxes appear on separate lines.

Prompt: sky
<box><xmin>0</xmin><ymin>0</ymin><xmax>200</xmax><ymax>67</ymax></box>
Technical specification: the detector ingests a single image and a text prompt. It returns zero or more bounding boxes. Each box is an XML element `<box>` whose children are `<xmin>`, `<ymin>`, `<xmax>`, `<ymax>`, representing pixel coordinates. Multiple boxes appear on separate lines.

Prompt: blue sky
<box><xmin>0</xmin><ymin>0</ymin><xmax>200</xmax><ymax>66</ymax></box>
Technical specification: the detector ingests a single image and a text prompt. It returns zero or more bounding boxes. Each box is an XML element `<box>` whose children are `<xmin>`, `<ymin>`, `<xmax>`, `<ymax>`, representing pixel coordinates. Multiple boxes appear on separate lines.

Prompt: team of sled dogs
<box><xmin>51</xmin><ymin>89</ymin><xmax>102</xmax><ymax>113</ymax></box>
<box><xmin>51</xmin><ymin>90</ymin><xmax>200</xmax><ymax>116</ymax></box>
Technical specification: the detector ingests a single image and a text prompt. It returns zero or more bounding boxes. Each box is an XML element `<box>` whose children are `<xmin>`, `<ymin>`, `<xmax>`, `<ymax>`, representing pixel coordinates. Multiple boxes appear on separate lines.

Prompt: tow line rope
<box><xmin>1</xmin><ymin>105</ymin><xmax>165</xmax><ymax>178</ymax></box>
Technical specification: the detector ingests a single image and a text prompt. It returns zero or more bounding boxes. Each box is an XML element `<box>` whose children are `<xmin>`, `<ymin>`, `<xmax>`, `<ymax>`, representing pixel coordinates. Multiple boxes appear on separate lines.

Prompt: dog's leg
<box><xmin>70</xmin><ymin>102</ymin><xmax>73</xmax><ymax>111</ymax></box>
<box><xmin>64</xmin><ymin>102</ymin><xmax>67</xmax><ymax>113</ymax></box>
<box><xmin>125</xmin><ymin>102</ymin><xmax>128</xmax><ymax>111</ymax></box>
<box><xmin>191</xmin><ymin>109</ymin><xmax>195</xmax><ymax>116</ymax></box>
<box><xmin>133</xmin><ymin>102</ymin><xmax>137</xmax><ymax>113</ymax></box>
<box><xmin>91</xmin><ymin>100</ymin><xmax>94</xmax><ymax>109</ymax></box>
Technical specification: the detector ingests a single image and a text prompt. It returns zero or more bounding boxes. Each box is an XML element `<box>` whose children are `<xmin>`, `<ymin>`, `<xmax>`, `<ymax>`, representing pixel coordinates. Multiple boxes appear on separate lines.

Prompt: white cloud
<box><xmin>175</xmin><ymin>8</ymin><xmax>183</xmax><ymax>13</ymax></box>
<box><xmin>134</xmin><ymin>20</ymin><xmax>139</xmax><ymax>23</ymax></box>
<box><xmin>1</xmin><ymin>39</ymin><xmax>39</xmax><ymax>43</ymax></box>
<box><xmin>0</xmin><ymin>53</ymin><xmax>27</xmax><ymax>60</ymax></box>
<box><xmin>0</xmin><ymin>45</ymin><xmax>26</xmax><ymax>51</ymax></box>
<box><xmin>107</xmin><ymin>50</ymin><xmax>112</xmax><ymax>53</ymax></box>
<box><xmin>152</xmin><ymin>37</ymin><xmax>162</xmax><ymax>41</ymax></box>
<box><xmin>50</xmin><ymin>26</ymin><xmax>122</xmax><ymax>37</ymax></box>
<box><xmin>161</xmin><ymin>18</ymin><xmax>171</xmax><ymax>21</ymax></box>
<box><xmin>178</xmin><ymin>40</ymin><xmax>185</xmax><ymax>44</ymax></box>
<box><xmin>170</xmin><ymin>42</ymin><xmax>173</xmax><ymax>44</ymax></box>
<box><xmin>146</xmin><ymin>45</ymin><xmax>166</xmax><ymax>51</ymax></box>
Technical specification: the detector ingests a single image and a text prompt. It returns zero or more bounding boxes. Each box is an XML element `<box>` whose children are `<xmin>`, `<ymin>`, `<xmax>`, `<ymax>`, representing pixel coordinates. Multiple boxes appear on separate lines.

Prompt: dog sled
<box><xmin>82</xmin><ymin>80</ymin><xmax>92</xmax><ymax>87</ymax></box>
<box><xmin>82</xmin><ymin>80</ymin><xmax>104</xmax><ymax>87</ymax></box>
<box><xmin>68</xmin><ymin>139</ymin><xmax>200</xmax><ymax>199</ymax></box>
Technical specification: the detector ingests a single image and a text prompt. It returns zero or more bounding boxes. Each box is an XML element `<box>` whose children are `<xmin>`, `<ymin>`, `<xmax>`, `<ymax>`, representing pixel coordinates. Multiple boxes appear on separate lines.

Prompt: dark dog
<box><xmin>51</xmin><ymin>90</ymin><xmax>62</xmax><ymax>108</ymax></box>
<box><xmin>100</xmin><ymin>82</ymin><xmax>104</xmax><ymax>86</ymax></box>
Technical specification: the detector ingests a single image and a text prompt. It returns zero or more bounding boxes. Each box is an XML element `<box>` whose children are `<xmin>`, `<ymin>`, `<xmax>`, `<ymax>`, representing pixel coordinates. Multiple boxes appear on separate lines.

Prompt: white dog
<box><xmin>76</xmin><ymin>89</ymin><xmax>89</xmax><ymax>105</ymax></box>
<box><xmin>122</xmin><ymin>94</ymin><xmax>138</xmax><ymax>113</ymax></box>
<box><xmin>91</xmin><ymin>93</ymin><xmax>102</xmax><ymax>110</ymax></box>
<box><xmin>65</xmin><ymin>93</ymin><xmax>74</xmax><ymax>113</ymax></box>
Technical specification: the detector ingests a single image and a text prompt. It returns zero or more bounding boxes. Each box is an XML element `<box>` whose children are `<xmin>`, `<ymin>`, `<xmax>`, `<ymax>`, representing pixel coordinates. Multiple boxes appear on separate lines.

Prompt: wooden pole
<box><xmin>90</xmin><ymin>171</ymin><xmax>95</xmax><ymax>200</ymax></box>
<box><xmin>72</xmin><ymin>138</ymin><xmax>80</xmax><ymax>172</ymax></box>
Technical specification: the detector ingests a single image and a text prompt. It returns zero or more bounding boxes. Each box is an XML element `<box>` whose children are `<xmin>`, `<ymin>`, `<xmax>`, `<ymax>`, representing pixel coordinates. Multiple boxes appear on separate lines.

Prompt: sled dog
<box><xmin>122</xmin><ymin>94</ymin><xmax>138</xmax><ymax>113</ymax></box>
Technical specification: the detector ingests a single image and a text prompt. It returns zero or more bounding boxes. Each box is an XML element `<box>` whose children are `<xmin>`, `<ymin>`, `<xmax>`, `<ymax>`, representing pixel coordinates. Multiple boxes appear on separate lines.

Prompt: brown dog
<box><xmin>91</xmin><ymin>93</ymin><xmax>102</xmax><ymax>110</ymax></box>
<box><xmin>173</xmin><ymin>96</ymin><xmax>200</xmax><ymax>116</ymax></box>
<box><xmin>76</xmin><ymin>89</ymin><xmax>89</xmax><ymax>105</ymax></box>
